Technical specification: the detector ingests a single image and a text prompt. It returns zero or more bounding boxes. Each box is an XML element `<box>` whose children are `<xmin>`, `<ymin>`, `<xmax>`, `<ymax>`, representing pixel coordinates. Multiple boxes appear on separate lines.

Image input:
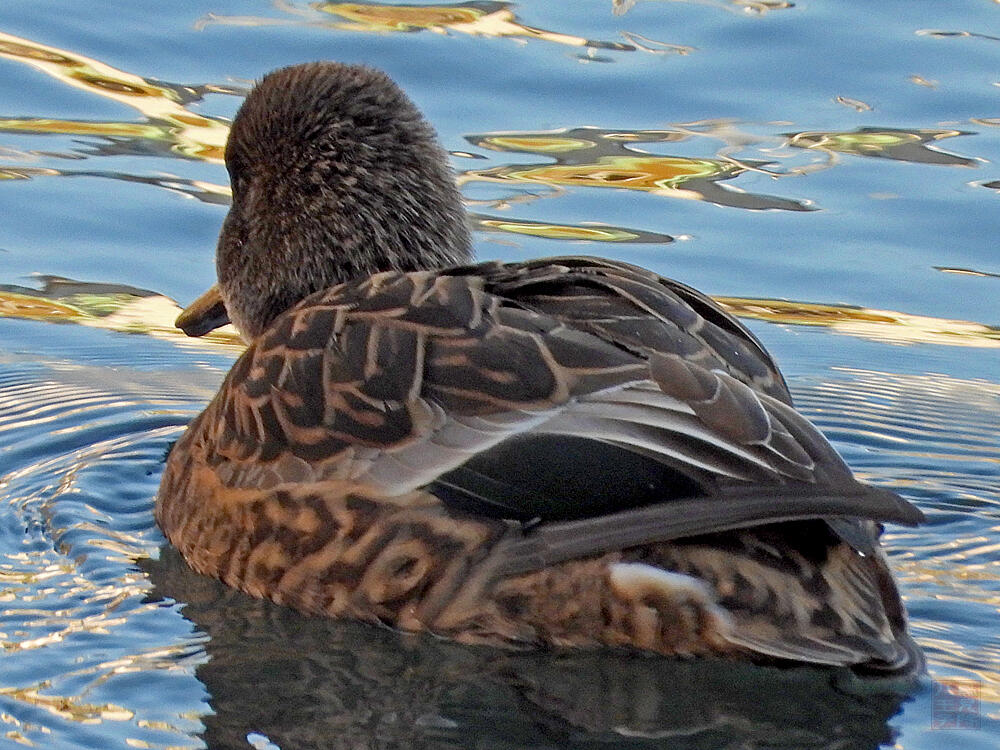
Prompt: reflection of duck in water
<box><xmin>144</xmin><ymin>546</ymin><xmax>915</xmax><ymax>749</ymax></box>
<box><xmin>158</xmin><ymin>62</ymin><xmax>924</xmax><ymax>674</ymax></box>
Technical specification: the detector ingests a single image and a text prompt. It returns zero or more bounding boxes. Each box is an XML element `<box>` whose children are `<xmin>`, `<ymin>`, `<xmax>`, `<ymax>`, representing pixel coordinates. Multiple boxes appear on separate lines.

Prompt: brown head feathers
<box><xmin>217</xmin><ymin>62</ymin><xmax>471</xmax><ymax>339</ymax></box>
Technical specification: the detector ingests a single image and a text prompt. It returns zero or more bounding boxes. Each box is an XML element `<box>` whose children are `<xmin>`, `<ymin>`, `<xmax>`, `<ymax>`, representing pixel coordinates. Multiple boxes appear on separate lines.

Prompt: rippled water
<box><xmin>0</xmin><ymin>1</ymin><xmax>998</xmax><ymax>748</ymax></box>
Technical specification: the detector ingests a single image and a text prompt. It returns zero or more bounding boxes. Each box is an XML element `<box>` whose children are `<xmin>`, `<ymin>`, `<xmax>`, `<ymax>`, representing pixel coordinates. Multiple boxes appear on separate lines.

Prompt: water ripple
<box><xmin>0</xmin><ymin>353</ymin><xmax>214</xmax><ymax>749</ymax></box>
<box><xmin>789</xmin><ymin>366</ymin><xmax>1000</xmax><ymax>713</ymax></box>
<box><xmin>794</xmin><ymin>367</ymin><xmax>1000</xmax><ymax>514</ymax></box>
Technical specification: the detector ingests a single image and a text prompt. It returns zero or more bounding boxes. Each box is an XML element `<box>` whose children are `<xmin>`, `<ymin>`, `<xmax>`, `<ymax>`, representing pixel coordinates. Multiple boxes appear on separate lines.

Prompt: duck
<box><xmin>158</xmin><ymin>61</ymin><xmax>925</xmax><ymax>674</ymax></box>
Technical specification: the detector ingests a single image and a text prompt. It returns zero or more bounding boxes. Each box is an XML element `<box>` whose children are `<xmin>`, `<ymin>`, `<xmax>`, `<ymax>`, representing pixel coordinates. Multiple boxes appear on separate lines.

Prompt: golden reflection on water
<box><xmin>0</xmin><ymin>30</ymin><xmax>995</xmax><ymax>343</ymax></box>
<box><xmin>0</xmin><ymin>684</ymin><xmax>133</xmax><ymax>724</ymax></box>
<box><xmin>0</xmin><ymin>30</ymin><xmax>683</xmax><ymax>244</ymax></box>
<box><xmin>0</xmin><ymin>356</ymin><xmax>204</xmax><ymax>739</ymax></box>
<box><xmin>1</xmin><ymin>582</ymin><xmax>166</xmax><ymax>731</ymax></box>
<box><xmin>718</xmin><ymin>297</ymin><xmax>1000</xmax><ymax>347</ymax></box>
<box><xmin>786</xmin><ymin>128</ymin><xmax>976</xmax><ymax>167</ymax></box>
<box><xmin>471</xmin><ymin>215</ymin><xmax>675</xmax><ymax>243</ymax></box>
<box><xmin>197</xmin><ymin>0</ymin><xmax>688</xmax><ymax>56</ymax></box>
<box><xmin>1</xmin><ymin>275</ymin><xmax>996</xmax><ymax>351</ymax></box>
<box><xmin>0</xmin><ymin>29</ymin><xmax>992</xmax><ymax>249</ymax></box>
<box><xmin>0</xmin><ymin>31</ymin><xmax>230</xmax><ymax>163</ymax></box>
<box><xmin>0</xmin><ymin>278</ymin><xmax>243</xmax><ymax>351</ymax></box>
<box><xmin>464</xmin><ymin>127</ymin><xmax>817</xmax><ymax>211</ymax></box>
<box><xmin>318</xmin><ymin>1</ymin><xmax>638</xmax><ymax>50</ymax></box>
<box><xmin>467</xmin><ymin>120</ymin><xmax>976</xmax><ymax>209</ymax></box>
<box><xmin>0</xmin><ymin>622</ymin><xmax>201</xmax><ymax>739</ymax></box>
<box><xmin>909</xmin><ymin>74</ymin><xmax>939</xmax><ymax>89</ymax></box>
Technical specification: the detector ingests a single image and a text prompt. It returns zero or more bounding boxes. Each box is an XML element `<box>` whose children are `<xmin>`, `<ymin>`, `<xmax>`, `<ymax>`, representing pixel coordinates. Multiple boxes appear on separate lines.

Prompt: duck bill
<box><xmin>176</xmin><ymin>284</ymin><xmax>231</xmax><ymax>337</ymax></box>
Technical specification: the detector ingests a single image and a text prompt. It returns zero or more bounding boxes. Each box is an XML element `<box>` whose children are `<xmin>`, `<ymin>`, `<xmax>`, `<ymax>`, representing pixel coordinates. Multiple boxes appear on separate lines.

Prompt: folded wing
<box><xmin>202</xmin><ymin>259</ymin><xmax>923</xmax><ymax>569</ymax></box>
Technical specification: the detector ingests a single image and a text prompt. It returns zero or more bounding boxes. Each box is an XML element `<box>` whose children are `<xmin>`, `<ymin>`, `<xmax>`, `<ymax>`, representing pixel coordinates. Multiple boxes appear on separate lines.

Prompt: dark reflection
<box><xmin>464</xmin><ymin>127</ymin><xmax>816</xmax><ymax>211</ymax></box>
<box><xmin>935</xmin><ymin>266</ymin><xmax>1000</xmax><ymax>279</ymax></box>
<box><xmin>915</xmin><ymin>29</ymin><xmax>1000</xmax><ymax>43</ymax></box>
<box><xmin>144</xmin><ymin>547</ymin><xmax>917</xmax><ymax>750</ymax></box>
<box><xmin>785</xmin><ymin>128</ymin><xmax>976</xmax><ymax>167</ymax></box>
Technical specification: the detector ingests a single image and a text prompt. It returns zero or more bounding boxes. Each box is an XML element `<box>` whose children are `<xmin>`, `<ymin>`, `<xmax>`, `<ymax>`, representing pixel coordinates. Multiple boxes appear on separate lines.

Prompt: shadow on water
<box><xmin>143</xmin><ymin>546</ymin><xmax>918</xmax><ymax>750</ymax></box>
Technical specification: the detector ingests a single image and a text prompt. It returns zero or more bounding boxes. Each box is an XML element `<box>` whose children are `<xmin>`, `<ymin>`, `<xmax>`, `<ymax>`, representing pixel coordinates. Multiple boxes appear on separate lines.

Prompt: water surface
<box><xmin>0</xmin><ymin>1</ymin><xmax>998</xmax><ymax>748</ymax></box>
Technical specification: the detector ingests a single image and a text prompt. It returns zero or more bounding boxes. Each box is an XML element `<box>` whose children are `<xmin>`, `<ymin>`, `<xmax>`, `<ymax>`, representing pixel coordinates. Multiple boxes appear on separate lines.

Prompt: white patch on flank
<box><xmin>608</xmin><ymin>563</ymin><xmax>733</xmax><ymax>631</ymax></box>
<box><xmin>608</xmin><ymin>563</ymin><xmax>709</xmax><ymax>599</ymax></box>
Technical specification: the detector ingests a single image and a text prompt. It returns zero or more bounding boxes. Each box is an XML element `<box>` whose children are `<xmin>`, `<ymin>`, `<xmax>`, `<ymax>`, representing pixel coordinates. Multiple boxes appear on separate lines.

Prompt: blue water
<box><xmin>0</xmin><ymin>1</ymin><xmax>998</xmax><ymax>748</ymax></box>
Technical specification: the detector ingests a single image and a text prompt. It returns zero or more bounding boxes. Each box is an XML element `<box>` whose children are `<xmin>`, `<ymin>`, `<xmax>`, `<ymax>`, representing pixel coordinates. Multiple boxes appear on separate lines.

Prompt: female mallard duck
<box><xmin>159</xmin><ymin>62</ymin><xmax>924</xmax><ymax>673</ymax></box>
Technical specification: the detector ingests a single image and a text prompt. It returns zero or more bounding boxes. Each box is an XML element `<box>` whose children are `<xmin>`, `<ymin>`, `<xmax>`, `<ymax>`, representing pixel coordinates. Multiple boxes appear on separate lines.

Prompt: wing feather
<box><xmin>485</xmin><ymin>256</ymin><xmax>792</xmax><ymax>402</ymax></box>
<box><xmin>489</xmin><ymin>485</ymin><xmax>921</xmax><ymax>578</ymax></box>
<box><xmin>203</xmin><ymin>259</ymin><xmax>921</xmax><ymax>551</ymax></box>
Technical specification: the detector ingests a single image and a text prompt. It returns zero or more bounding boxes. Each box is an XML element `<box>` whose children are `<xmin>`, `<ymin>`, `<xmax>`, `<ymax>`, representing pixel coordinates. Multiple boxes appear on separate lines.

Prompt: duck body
<box><xmin>160</xmin><ymin>258</ymin><xmax>923</xmax><ymax>672</ymax></box>
<box><xmin>158</xmin><ymin>63</ymin><xmax>924</xmax><ymax>674</ymax></box>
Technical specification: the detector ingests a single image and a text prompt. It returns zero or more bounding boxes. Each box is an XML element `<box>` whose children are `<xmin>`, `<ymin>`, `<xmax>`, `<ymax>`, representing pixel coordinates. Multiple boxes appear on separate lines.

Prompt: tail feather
<box><xmin>606</xmin><ymin>521</ymin><xmax>922</xmax><ymax>674</ymax></box>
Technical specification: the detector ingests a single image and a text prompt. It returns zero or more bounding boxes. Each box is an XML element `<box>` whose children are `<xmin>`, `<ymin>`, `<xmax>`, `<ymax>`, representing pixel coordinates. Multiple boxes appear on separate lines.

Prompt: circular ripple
<box><xmin>0</xmin><ymin>340</ymin><xmax>228</xmax><ymax>749</ymax></box>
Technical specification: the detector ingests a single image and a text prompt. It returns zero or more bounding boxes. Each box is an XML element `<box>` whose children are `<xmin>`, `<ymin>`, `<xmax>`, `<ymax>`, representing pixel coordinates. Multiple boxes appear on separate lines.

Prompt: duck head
<box><xmin>177</xmin><ymin>62</ymin><xmax>472</xmax><ymax>340</ymax></box>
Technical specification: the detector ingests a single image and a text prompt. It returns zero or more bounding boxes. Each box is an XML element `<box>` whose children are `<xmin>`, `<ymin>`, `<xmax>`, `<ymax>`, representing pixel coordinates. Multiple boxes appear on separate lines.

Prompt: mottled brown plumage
<box><xmin>159</xmin><ymin>62</ymin><xmax>924</xmax><ymax>674</ymax></box>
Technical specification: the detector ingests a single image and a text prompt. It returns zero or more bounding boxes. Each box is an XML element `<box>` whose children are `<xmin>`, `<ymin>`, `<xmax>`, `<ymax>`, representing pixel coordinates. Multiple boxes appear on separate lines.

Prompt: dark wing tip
<box><xmin>861</xmin><ymin>485</ymin><xmax>926</xmax><ymax>526</ymax></box>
